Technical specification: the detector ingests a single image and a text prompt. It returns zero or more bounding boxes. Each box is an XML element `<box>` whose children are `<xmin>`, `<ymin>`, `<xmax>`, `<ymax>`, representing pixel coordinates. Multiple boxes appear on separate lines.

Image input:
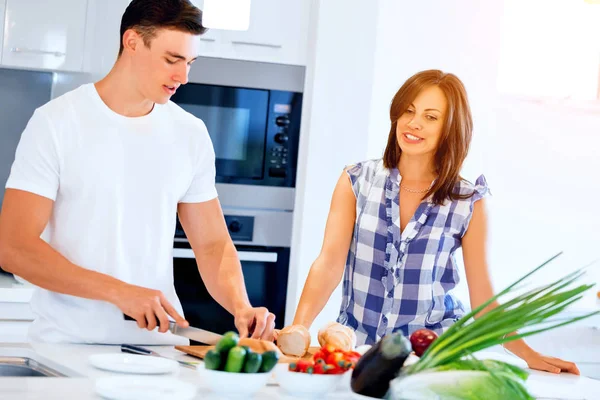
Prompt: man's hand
<box><xmin>234</xmin><ymin>306</ymin><xmax>276</xmax><ymax>341</ymax></box>
<box><xmin>113</xmin><ymin>284</ymin><xmax>189</xmax><ymax>333</ymax></box>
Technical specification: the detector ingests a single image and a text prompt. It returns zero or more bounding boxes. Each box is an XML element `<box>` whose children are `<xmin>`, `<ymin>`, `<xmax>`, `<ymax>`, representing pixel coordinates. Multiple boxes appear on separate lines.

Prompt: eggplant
<box><xmin>350</xmin><ymin>332</ymin><xmax>412</xmax><ymax>399</ymax></box>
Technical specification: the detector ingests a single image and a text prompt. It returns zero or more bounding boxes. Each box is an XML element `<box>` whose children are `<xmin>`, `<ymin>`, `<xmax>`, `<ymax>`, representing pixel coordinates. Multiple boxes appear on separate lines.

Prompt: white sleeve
<box><xmin>179</xmin><ymin>121</ymin><xmax>218</xmax><ymax>203</ymax></box>
<box><xmin>5</xmin><ymin>109</ymin><xmax>60</xmax><ymax>201</ymax></box>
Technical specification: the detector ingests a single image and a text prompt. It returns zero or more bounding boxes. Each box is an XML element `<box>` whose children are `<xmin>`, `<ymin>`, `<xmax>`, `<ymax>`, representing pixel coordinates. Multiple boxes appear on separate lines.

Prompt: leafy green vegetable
<box><xmin>382</xmin><ymin>252</ymin><xmax>598</xmax><ymax>399</ymax></box>
<box><xmin>432</xmin><ymin>359</ymin><xmax>528</xmax><ymax>382</ymax></box>
<box><xmin>388</xmin><ymin>370</ymin><xmax>534</xmax><ymax>400</ymax></box>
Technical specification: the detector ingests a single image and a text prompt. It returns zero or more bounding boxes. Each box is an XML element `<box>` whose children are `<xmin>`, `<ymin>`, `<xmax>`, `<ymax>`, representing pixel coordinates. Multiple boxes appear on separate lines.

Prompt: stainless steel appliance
<box><xmin>172</xmin><ymin>58</ymin><xmax>305</xmax><ymax>336</ymax></box>
<box><xmin>171</xmin><ymin>83</ymin><xmax>302</xmax><ymax>188</ymax></box>
<box><xmin>173</xmin><ymin>205</ymin><xmax>293</xmax><ymax>336</ymax></box>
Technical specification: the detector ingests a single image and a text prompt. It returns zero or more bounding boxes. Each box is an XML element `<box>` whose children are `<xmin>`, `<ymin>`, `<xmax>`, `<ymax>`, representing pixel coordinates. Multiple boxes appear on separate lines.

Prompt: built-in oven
<box><xmin>171</xmin><ymin>83</ymin><xmax>302</xmax><ymax>188</ymax></box>
<box><xmin>172</xmin><ymin>58</ymin><xmax>304</xmax><ymax>337</ymax></box>
<box><xmin>173</xmin><ymin>207</ymin><xmax>293</xmax><ymax>337</ymax></box>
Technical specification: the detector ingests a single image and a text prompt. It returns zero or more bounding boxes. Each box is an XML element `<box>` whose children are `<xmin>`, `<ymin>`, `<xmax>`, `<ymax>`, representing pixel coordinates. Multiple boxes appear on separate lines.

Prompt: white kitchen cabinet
<box><xmin>224</xmin><ymin>0</ymin><xmax>310</xmax><ymax>66</ymax></box>
<box><xmin>0</xmin><ymin>0</ymin><xmax>5</xmax><ymax>64</ymax></box>
<box><xmin>82</xmin><ymin>0</ymin><xmax>130</xmax><ymax>77</ymax></box>
<box><xmin>193</xmin><ymin>0</ymin><xmax>310</xmax><ymax>66</ymax></box>
<box><xmin>0</xmin><ymin>321</ymin><xmax>31</xmax><ymax>343</ymax></box>
<box><xmin>1</xmin><ymin>0</ymin><xmax>88</xmax><ymax>72</ymax></box>
<box><xmin>191</xmin><ymin>0</ymin><xmax>232</xmax><ymax>59</ymax></box>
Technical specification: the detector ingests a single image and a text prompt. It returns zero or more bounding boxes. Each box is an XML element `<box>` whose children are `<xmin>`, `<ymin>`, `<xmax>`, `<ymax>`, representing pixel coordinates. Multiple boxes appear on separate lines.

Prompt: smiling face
<box><xmin>395</xmin><ymin>85</ymin><xmax>448</xmax><ymax>157</ymax></box>
<box><xmin>125</xmin><ymin>28</ymin><xmax>199</xmax><ymax>104</ymax></box>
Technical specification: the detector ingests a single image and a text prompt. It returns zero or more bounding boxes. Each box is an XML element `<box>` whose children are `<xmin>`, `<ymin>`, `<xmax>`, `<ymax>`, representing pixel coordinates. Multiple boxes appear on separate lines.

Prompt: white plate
<box><xmin>95</xmin><ymin>376</ymin><xmax>197</xmax><ymax>400</ymax></box>
<box><xmin>89</xmin><ymin>353</ymin><xmax>179</xmax><ymax>375</ymax></box>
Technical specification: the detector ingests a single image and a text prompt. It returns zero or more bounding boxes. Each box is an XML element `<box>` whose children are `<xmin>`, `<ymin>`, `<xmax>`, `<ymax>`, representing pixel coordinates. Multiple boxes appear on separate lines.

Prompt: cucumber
<box><xmin>259</xmin><ymin>350</ymin><xmax>279</xmax><ymax>372</ymax></box>
<box><xmin>215</xmin><ymin>331</ymin><xmax>239</xmax><ymax>354</ymax></box>
<box><xmin>204</xmin><ymin>349</ymin><xmax>222</xmax><ymax>371</ymax></box>
<box><xmin>243</xmin><ymin>352</ymin><xmax>262</xmax><ymax>373</ymax></box>
<box><xmin>350</xmin><ymin>332</ymin><xmax>412</xmax><ymax>398</ymax></box>
<box><xmin>224</xmin><ymin>346</ymin><xmax>247</xmax><ymax>373</ymax></box>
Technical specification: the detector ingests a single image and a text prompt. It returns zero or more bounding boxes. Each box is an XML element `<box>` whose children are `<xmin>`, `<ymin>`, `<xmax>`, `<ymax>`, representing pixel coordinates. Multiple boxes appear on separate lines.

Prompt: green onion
<box><xmin>406</xmin><ymin>252</ymin><xmax>599</xmax><ymax>374</ymax></box>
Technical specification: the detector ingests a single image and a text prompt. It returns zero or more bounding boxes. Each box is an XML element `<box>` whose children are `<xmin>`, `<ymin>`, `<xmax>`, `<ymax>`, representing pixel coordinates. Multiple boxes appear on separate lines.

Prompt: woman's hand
<box><xmin>522</xmin><ymin>350</ymin><xmax>580</xmax><ymax>375</ymax></box>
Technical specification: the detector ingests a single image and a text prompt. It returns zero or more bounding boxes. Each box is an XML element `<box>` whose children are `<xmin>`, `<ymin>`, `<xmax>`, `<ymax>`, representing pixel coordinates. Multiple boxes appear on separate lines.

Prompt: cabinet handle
<box><xmin>231</xmin><ymin>40</ymin><xmax>282</xmax><ymax>49</ymax></box>
<box><xmin>10</xmin><ymin>47</ymin><xmax>65</xmax><ymax>57</ymax></box>
<box><xmin>200</xmin><ymin>37</ymin><xmax>216</xmax><ymax>42</ymax></box>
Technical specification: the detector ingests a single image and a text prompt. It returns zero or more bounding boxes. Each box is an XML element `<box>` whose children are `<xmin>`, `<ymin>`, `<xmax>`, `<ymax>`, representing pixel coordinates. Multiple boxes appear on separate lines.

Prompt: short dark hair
<box><xmin>383</xmin><ymin>70</ymin><xmax>474</xmax><ymax>206</ymax></box>
<box><xmin>119</xmin><ymin>0</ymin><xmax>207</xmax><ymax>56</ymax></box>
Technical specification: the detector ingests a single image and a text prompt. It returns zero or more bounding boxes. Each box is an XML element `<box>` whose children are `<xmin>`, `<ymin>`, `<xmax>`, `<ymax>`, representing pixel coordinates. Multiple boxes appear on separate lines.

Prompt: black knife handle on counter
<box><xmin>121</xmin><ymin>344</ymin><xmax>156</xmax><ymax>356</ymax></box>
<box><xmin>120</xmin><ymin>344</ymin><xmax>198</xmax><ymax>369</ymax></box>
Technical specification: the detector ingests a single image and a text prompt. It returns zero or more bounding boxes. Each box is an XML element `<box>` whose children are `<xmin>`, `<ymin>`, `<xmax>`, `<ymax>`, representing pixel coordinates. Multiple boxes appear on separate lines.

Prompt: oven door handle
<box><xmin>173</xmin><ymin>248</ymin><xmax>278</xmax><ymax>263</ymax></box>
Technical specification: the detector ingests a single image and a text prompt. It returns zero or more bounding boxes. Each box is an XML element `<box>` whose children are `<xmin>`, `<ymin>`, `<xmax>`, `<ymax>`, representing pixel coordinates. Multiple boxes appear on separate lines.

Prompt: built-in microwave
<box><xmin>171</xmin><ymin>83</ymin><xmax>303</xmax><ymax>188</ymax></box>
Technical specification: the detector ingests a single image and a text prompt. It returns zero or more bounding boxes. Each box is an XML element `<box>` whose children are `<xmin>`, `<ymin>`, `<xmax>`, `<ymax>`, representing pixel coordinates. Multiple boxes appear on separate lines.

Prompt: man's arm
<box><xmin>178</xmin><ymin>198</ymin><xmax>275</xmax><ymax>339</ymax></box>
<box><xmin>0</xmin><ymin>189</ymin><xmax>188</xmax><ymax>332</ymax></box>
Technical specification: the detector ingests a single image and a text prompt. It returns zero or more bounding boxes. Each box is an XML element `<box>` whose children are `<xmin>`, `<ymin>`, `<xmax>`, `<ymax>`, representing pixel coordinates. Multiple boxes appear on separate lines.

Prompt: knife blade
<box><xmin>123</xmin><ymin>314</ymin><xmax>223</xmax><ymax>345</ymax></box>
<box><xmin>168</xmin><ymin>321</ymin><xmax>223</xmax><ymax>345</ymax></box>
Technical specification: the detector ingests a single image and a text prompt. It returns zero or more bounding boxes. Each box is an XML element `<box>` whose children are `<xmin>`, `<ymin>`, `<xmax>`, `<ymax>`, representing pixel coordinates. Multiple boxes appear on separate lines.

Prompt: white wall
<box><xmin>285</xmin><ymin>0</ymin><xmax>379</xmax><ymax>339</ymax></box>
<box><xmin>290</xmin><ymin>0</ymin><xmax>600</xmax><ymax>337</ymax></box>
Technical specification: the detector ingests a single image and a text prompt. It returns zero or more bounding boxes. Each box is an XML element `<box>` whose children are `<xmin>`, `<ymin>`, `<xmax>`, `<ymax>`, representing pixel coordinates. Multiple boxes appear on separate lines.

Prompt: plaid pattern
<box><xmin>337</xmin><ymin>159</ymin><xmax>490</xmax><ymax>345</ymax></box>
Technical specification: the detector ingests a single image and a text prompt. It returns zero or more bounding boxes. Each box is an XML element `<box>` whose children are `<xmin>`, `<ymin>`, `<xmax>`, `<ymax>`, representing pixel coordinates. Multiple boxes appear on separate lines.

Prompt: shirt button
<box><xmin>382</xmin><ymin>316</ymin><xmax>388</xmax><ymax>324</ymax></box>
<box><xmin>387</xmin><ymin>291</ymin><xmax>393</xmax><ymax>298</ymax></box>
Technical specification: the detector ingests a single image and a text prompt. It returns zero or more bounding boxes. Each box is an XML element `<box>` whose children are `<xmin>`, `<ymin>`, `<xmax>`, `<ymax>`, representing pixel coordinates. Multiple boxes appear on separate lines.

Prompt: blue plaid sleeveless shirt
<box><xmin>337</xmin><ymin>159</ymin><xmax>490</xmax><ymax>345</ymax></box>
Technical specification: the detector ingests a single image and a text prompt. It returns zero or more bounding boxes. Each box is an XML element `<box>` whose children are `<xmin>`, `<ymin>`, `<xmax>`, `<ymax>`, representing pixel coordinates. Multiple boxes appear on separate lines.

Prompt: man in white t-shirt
<box><xmin>0</xmin><ymin>0</ymin><xmax>276</xmax><ymax>345</ymax></box>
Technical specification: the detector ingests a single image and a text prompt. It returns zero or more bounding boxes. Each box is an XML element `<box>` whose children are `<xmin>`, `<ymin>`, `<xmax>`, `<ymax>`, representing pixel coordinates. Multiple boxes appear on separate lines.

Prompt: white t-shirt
<box><xmin>5</xmin><ymin>83</ymin><xmax>218</xmax><ymax>344</ymax></box>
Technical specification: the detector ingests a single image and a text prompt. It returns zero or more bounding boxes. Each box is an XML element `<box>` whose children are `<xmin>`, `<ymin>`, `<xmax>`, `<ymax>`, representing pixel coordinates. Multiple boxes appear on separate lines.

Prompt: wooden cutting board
<box><xmin>175</xmin><ymin>344</ymin><xmax>320</xmax><ymax>364</ymax></box>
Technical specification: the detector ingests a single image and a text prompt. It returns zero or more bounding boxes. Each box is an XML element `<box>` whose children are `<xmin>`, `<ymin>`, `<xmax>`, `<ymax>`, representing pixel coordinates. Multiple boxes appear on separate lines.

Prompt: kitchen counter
<box><xmin>0</xmin><ymin>343</ymin><xmax>599</xmax><ymax>399</ymax></box>
<box><xmin>0</xmin><ymin>273</ymin><xmax>35</xmax><ymax>303</ymax></box>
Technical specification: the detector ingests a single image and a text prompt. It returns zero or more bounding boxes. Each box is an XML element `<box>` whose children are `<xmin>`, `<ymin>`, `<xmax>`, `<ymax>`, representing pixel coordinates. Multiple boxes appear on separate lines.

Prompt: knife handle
<box><xmin>123</xmin><ymin>313</ymin><xmax>175</xmax><ymax>328</ymax></box>
<box><xmin>121</xmin><ymin>344</ymin><xmax>155</xmax><ymax>356</ymax></box>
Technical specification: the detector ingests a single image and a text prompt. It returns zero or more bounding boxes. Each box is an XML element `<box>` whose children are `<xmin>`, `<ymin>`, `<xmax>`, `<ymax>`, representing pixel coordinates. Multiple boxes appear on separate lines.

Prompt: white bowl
<box><xmin>95</xmin><ymin>376</ymin><xmax>196</xmax><ymax>400</ymax></box>
<box><xmin>196</xmin><ymin>363</ymin><xmax>271</xmax><ymax>397</ymax></box>
<box><xmin>274</xmin><ymin>363</ymin><xmax>347</xmax><ymax>397</ymax></box>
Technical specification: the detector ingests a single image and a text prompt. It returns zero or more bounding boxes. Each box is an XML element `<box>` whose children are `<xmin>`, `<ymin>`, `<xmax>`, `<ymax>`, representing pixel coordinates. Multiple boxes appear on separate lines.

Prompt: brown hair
<box><xmin>383</xmin><ymin>70</ymin><xmax>474</xmax><ymax>205</ymax></box>
<box><xmin>118</xmin><ymin>0</ymin><xmax>207</xmax><ymax>56</ymax></box>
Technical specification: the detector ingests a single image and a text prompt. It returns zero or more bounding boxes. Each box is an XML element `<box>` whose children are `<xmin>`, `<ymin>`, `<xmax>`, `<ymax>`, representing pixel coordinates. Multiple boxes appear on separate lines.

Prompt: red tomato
<box><xmin>313</xmin><ymin>362</ymin><xmax>326</xmax><ymax>374</ymax></box>
<box><xmin>295</xmin><ymin>359</ymin><xmax>314</xmax><ymax>373</ymax></box>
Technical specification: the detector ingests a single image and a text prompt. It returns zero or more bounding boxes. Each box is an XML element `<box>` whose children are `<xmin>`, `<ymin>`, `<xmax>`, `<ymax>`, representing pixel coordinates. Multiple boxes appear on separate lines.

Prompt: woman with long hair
<box><xmin>287</xmin><ymin>70</ymin><xmax>578</xmax><ymax>374</ymax></box>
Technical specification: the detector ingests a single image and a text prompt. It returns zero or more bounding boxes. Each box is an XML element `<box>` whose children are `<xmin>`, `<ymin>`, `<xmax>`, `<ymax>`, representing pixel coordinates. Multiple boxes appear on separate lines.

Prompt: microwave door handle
<box><xmin>173</xmin><ymin>248</ymin><xmax>278</xmax><ymax>263</ymax></box>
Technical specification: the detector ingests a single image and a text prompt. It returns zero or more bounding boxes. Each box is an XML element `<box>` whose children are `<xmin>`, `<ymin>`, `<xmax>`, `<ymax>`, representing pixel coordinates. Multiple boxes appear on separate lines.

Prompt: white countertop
<box><xmin>0</xmin><ymin>343</ymin><xmax>598</xmax><ymax>400</ymax></box>
<box><xmin>0</xmin><ymin>273</ymin><xmax>35</xmax><ymax>303</ymax></box>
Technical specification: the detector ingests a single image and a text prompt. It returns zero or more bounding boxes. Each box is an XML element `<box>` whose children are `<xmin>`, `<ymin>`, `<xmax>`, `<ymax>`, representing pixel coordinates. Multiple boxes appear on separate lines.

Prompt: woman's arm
<box><xmin>462</xmin><ymin>199</ymin><xmax>579</xmax><ymax>374</ymax></box>
<box><xmin>292</xmin><ymin>171</ymin><xmax>357</xmax><ymax>328</ymax></box>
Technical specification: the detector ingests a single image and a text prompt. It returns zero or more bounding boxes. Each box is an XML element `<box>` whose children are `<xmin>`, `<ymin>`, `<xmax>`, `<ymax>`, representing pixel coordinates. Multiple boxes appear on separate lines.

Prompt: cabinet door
<box><xmin>191</xmin><ymin>0</ymin><xmax>231</xmax><ymax>59</ymax></box>
<box><xmin>2</xmin><ymin>0</ymin><xmax>88</xmax><ymax>72</ymax></box>
<box><xmin>0</xmin><ymin>0</ymin><xmax>5</xmax><ymax>64</ymax></box>
<box><xmin>0</xmin><ymin>320</ymin><xmax>31</xmax><ymax>343</ymax></box>
<box><xmin>82</xmin><ymin>0</ymin><xmax>130</xmax><ymax>77</ymax></box>
<box><xmin>225</xmin><ymin>0</ymin><xmax>310</xmax><ymax>65</ymax></box>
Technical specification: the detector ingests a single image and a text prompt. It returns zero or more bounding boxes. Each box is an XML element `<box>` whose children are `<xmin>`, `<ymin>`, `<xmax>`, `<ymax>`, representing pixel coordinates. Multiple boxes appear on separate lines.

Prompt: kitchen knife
<box><xmin>121</xmin><ymin>344</ymin><xmax>198</xmax><ymax>369</ymax></box>
<box><xmin>123</xmin><ymin>314</ymin><xmax>223</xmax><ymax>345</ymax></box>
